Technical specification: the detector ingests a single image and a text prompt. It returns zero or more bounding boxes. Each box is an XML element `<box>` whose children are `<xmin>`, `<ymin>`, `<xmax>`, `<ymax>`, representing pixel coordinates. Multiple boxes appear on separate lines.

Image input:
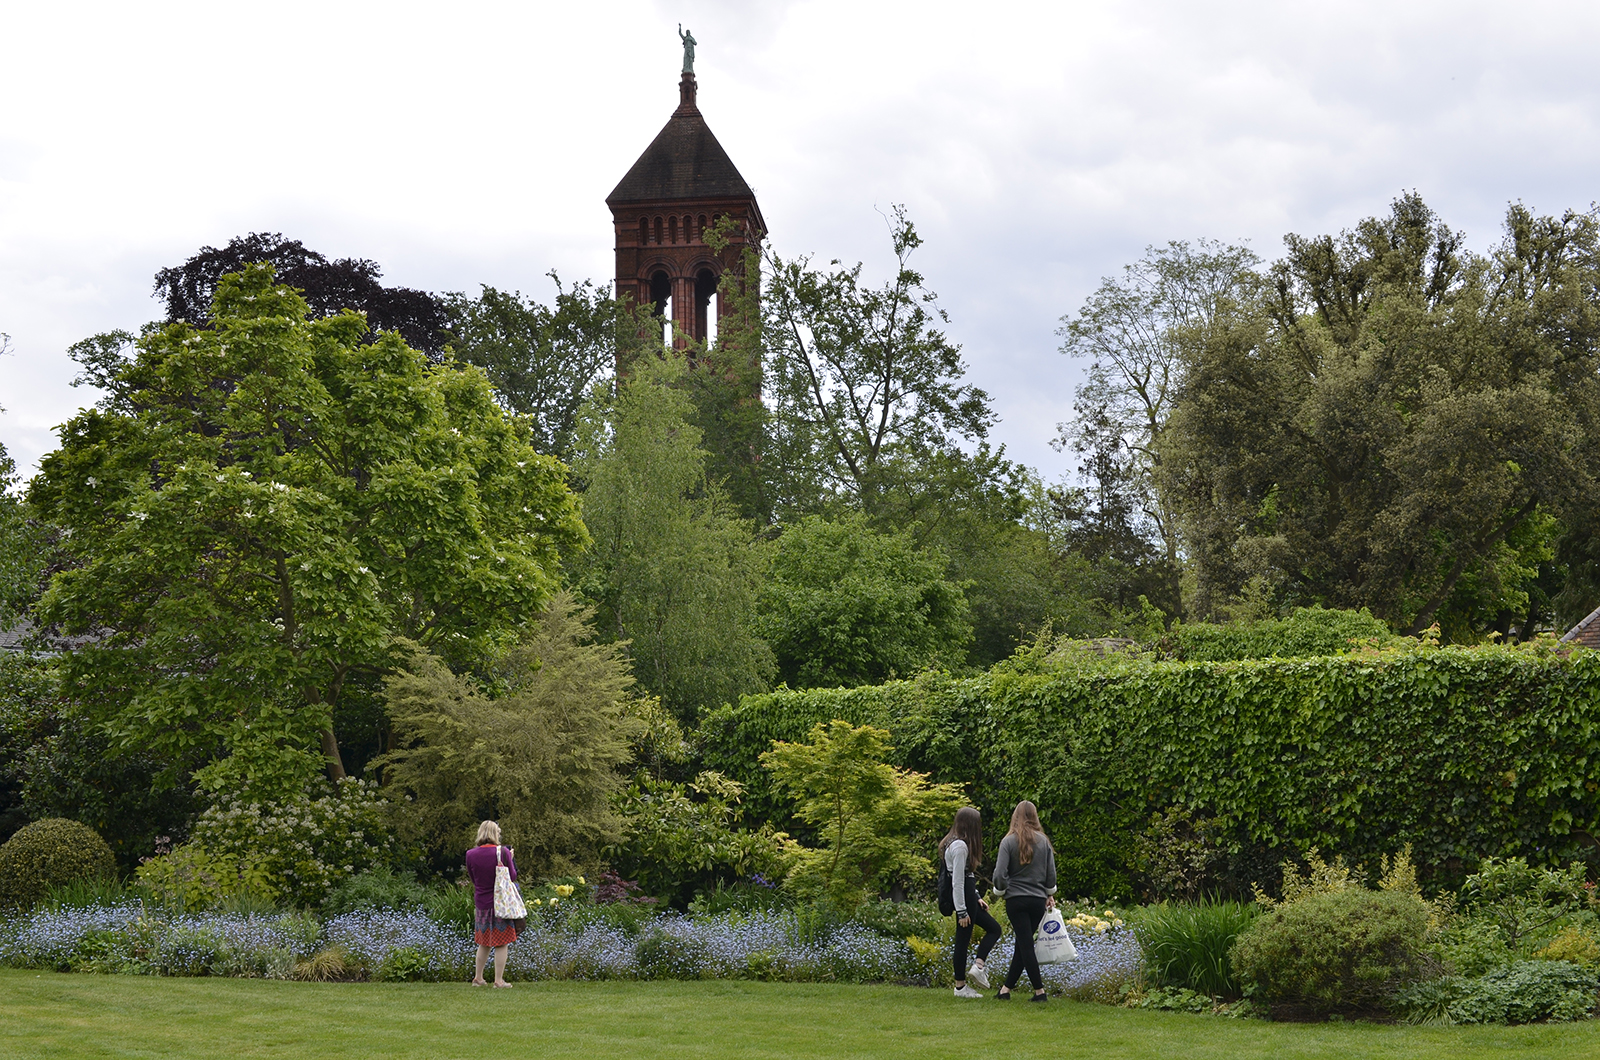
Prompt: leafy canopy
<box><xmin>755</xmin><ymin>514</ymin><xmax>971</xmax><ymax>688</ymax></box>
<box><xmin>1160</xmin><ymin>197</ymin><xmax>1600</xmax><ymax>637</ymax></box>
<box><xmin>573</xmin><ymin>351</ymin><xmax>773</xmax><ymax>722</ymax></box>
<box><xmin>443</xmin><ymin>275</ymin><xmax>646</xmax><ymax>463</ymax></box>
<box><xmin>28</xmin><ymin>264</ymin><xmax>585</xmax><ymax>797</ymax></box>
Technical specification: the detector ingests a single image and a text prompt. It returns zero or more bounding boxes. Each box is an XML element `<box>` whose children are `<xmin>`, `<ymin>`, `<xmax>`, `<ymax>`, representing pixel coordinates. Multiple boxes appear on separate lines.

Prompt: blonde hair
<box><xmin>475</xmin><ymin>820</ymin><xmax>501</xmax><ymax>845</ymax></box>
<box><xmin>1007</xmin><ymin>801</ymin><xmax>1045</xmax><ymax>865</ymax></box>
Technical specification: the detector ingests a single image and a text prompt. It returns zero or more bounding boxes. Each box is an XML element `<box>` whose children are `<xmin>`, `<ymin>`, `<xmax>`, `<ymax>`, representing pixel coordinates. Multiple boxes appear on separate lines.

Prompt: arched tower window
<box><xmin>654</xmin><ymin>217</ymin><xmax>664</xmax><ymax>245</ymax></box>
<box><xmin>696</xmin><ymin>267</ymin><xmax>719</xmax><ymax>346</ymax></box>
<box><xmin>668</xmin><ymin>216</ymin><xmax>678</xmax><ymax>244</ymax></box>
<box><xmin>639</xmin><ymin>217</ymin><xmax>649</xmax><ymax>245</ymax></box>
<box><xmin>650</xmin><ymin>269</ymin><xmax>672</xmax><ymax>345</ymax></box>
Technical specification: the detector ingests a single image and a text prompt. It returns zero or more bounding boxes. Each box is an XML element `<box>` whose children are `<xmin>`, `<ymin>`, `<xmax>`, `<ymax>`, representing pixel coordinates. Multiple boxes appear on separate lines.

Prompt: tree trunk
<box><xmin>321</xmin><ymin>727</ymin><xmax>347</xmax><ymax>782</ymax></box>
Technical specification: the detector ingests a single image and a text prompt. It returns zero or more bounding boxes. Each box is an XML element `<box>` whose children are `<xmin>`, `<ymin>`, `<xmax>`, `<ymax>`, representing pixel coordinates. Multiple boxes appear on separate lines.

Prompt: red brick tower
<box><xmin>607</xmin><ymin>70</ymin><xmax>764</xmax><ymax>348</ymax></box>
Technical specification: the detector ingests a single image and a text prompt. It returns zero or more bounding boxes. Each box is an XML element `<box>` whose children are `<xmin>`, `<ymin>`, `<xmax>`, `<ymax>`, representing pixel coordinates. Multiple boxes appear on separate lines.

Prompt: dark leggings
<box><xmin>1003</xmin><ymin>895</ymin><xmax>1048</xmax><ymax>992</ymax></box>
<box><xmin>951</xmin><ymin>876</ymin><xmax>1000</xmax><ymax>983</ymax></box>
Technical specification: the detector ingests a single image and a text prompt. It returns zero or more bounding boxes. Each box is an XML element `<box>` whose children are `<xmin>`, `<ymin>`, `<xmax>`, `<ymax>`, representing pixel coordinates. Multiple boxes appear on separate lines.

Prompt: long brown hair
<box><xmin>1007</xmin><ymin>801</ymin><xmax>1045</xmax><ymax>865</ymax></box>
<box><xmin>938</xmin><ymin>806</ymin><xmax>983</xmax><ymax>868</ymax></box>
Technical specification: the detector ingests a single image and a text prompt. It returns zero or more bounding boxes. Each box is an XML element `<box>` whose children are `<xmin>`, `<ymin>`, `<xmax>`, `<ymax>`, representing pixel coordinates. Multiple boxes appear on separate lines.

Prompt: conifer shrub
<box><xmin>1229</xmin><ymin>888</ymin><xmax>1433</xmax><ymax>1011</ymax></box>
<box><xmin>0</xmin><ymin>817</ymin><xmax>117</xmax><ymax>908</ymax></box>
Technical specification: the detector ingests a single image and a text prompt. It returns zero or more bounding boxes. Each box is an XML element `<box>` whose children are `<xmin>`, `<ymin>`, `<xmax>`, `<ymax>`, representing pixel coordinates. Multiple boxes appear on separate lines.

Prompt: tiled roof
<box><xmin>0</xmin><ymin>618</ymin><xmax>106</xmax><ymax>654</ymax></box>
<box><xmin>1560</xmin><ymin>604</ymin><xmax>1600</xmax><ymax>649</ymax></box>
<box><xmin>606</xmin><ymin>79</ymin><xmax>755</xmax><ymax>206</ymax></box>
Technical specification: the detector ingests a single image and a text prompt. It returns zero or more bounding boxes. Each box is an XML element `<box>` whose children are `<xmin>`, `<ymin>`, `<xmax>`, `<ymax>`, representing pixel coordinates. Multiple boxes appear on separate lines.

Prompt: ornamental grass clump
<box><xmin>1135</xmin><ymin>899</ymin><xmax>1258</xmax><ymax>998</ymax></box>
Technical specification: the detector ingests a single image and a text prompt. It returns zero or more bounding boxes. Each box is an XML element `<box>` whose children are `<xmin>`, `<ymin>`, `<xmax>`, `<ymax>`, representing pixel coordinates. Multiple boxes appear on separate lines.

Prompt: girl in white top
<box><xmin>939</xmin><ymin>806</ymin><xmax>1001</xmax><ymax>998</ymax></box>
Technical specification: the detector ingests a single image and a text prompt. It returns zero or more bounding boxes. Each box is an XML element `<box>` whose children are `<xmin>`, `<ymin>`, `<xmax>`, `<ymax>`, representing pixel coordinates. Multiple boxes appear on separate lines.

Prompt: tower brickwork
<box><xmin>607</xmin><ymin>71</ymin><xmax>763</xmax><ymax>348</ymax></box>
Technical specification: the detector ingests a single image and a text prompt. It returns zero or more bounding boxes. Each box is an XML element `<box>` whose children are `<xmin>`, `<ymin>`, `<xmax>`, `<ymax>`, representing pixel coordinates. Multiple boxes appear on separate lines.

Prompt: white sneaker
<box><xmin>953</xmin><ymin>985</ymin><xmax>984</xmax><ymax>999</ymax></box>
<box><xmin>967</xmin><ymin>963</ymin><xmax>991</xmax><ymax>989</ymax></box>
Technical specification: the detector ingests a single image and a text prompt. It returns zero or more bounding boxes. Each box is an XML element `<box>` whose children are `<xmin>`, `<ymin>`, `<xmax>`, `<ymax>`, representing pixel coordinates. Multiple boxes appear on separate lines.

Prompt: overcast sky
<box><xmin>2</xmin><ymin>0</ymin><xmax>1597</xmax><ymax>485</ymax></box>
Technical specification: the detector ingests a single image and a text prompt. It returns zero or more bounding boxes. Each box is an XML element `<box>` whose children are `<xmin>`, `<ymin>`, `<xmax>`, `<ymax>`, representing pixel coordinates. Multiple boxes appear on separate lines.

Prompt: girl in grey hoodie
<box><xmin>990</xmin><ymin>800</ymin><xmax>1057</xmax><ymax>1001</ymax></box>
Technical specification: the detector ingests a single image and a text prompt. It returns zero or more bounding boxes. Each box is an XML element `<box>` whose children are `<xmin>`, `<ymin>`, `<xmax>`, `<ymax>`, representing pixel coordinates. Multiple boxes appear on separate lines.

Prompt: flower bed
<box><xmin>0</xmin><ymin>900</ymin><xmax>1141</xmax><ymax>991</ymax></box>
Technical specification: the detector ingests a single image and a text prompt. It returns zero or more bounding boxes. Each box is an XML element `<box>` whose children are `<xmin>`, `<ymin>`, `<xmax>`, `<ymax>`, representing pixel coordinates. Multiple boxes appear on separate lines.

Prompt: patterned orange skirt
<box><xmin>474</xmin><ymin>907</ymin><xmax>519</xmax><ymax>947</ymax></box>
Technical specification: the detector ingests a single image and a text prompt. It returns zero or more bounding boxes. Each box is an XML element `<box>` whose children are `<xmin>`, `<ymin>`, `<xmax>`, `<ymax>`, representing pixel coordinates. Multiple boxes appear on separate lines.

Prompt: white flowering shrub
<box><xmin>188</xmin><ymin>778</ymin><xmax>394</xmax><ymax>907</ymax></box>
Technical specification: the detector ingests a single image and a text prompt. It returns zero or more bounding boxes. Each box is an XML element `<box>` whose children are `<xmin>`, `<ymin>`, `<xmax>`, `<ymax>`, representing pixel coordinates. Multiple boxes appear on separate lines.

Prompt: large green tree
<box><xmin>761</xmin><ymin>206</ymin><xmax>998</xmax><ymax>521</ymax></box>
<box><xmin>761</xmin><ymin>210</ymin><xmax>1083</xmax><ymax>661</ymax></box>
<box><xmin>27</xmin><ymin>265</ymin><xmax>586</xmax><ymax>797</ymax></box>
<box><xmin>1055</xmin><ymin>239</ymin><xmax>1261</xmax><ymax>619</ymax></box>
<box><xmin>755</xmin><ymin>514</ymin><xmax>971</xmax><ymax>688</ymax></box>
<box><xmin>1162</xmin><ymin>197</ymin><xmax>1600</xmax><ymax>637</ymax></box>
<box><xmin>573</xmin><ymin>352</ymin><xmax>773</xmax><ymax>722</ymax></box>
<box><xmin>443</xmin><ymin>275</ymin><xmax>644</xmax><ymax>463</ymax></box>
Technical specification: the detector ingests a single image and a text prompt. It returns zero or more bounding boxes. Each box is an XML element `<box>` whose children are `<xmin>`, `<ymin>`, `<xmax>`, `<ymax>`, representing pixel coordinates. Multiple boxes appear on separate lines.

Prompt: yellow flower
<box><xmin>577</xmin><ymin>876</ymin><xmax>586</xmax><ymax>885</ymax></box>
<box><xmin>531</xmin><ymin>898</ymin><xmax>543</xmax><ymax>906</ymax></box>
<box><xmin>550</xmin><ymin>897</ymin><xmax>559</xmax><ymax>906</ymax></box>
<box><xmin>554</xmin><ymin>885</ymin><xmax>574</xmax><ymax>897</ymax></box>
<box><xmin>1104</xmin><ymin>909</ymin><xmax>1115</xmax><ymax>918</ymax></box>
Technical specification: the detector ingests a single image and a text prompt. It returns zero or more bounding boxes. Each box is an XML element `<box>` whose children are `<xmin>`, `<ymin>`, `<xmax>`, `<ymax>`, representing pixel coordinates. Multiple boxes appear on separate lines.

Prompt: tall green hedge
<box><xmin>701</xmin><ymin>644</ymin><xmax>1600</xmax><ymax>895</ymax></box>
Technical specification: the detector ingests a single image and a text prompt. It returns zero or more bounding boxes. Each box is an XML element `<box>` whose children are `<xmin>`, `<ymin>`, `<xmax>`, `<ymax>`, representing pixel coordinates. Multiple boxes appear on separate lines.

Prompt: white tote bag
<box><xmin>492</xmin><ymin>845</ymin><xmax>527</xmax><ymax>919</ymax></box>
<box><xmin>1033</xmin><ymin>908</ymin><xmax>1077</xmax><ymax>964</ymax></box>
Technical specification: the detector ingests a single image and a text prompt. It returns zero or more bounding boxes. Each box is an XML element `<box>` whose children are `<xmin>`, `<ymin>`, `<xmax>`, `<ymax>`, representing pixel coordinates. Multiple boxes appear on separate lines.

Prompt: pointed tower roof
<box><xmin>606</xmin><ymin>73</ymin><xmax>758</xmax><ymax>208</ymax></box>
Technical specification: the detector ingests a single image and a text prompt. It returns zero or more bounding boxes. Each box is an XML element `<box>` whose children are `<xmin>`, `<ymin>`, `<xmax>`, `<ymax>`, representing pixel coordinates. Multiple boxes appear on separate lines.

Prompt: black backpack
<box><xmin>937</xmin><ymin>862</ymin><xmax>956</xmax><ymax>917</ymax></box>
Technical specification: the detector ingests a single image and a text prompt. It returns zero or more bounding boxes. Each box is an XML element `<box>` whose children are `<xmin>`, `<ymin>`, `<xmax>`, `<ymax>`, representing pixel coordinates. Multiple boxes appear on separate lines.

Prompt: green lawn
<box><xmin>2</xmin><ymin>970</ymin><xmax>1596</xmax><ymax>1060</ymax></box>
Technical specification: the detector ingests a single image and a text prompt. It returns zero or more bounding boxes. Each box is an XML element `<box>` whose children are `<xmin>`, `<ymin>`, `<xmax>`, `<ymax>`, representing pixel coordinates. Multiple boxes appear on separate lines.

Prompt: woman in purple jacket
<box><xmin>464</xmin><ymin>820</ymin><xmax>519</xmax><ymax>987</ymax></box>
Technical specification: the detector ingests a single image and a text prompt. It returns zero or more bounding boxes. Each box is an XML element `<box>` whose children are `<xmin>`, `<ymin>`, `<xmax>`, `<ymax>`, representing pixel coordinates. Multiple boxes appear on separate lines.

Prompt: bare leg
<box><xmin>473</xmin><ymin>944</ymin><xmax>490</xmax><ymax>984</ymax></box>
<box><xmin>493</xmin><ymin>945</ymin><xmax>511</xmax><ymax>987</ymax></box>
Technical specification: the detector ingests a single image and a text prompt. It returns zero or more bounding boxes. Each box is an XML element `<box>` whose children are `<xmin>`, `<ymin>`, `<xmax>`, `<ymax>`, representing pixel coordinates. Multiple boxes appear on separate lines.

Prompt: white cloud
<box><xmin>2</xmin><ymin>0</ymin><xmax>1598</xmax><ymax>482</ymax></box>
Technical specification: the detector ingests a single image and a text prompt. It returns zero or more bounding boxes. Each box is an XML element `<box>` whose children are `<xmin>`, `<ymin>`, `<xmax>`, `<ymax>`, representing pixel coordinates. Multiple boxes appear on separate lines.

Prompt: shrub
<box><xmin>1230</xmin><ymin>888</ymin><xmax>1433</xmax><ymax>1011</ymax></box>
<box><xmin>1392</xmin><ymin>960</ymin><xmax>1599</xmax><ymax>1024</ymax></box>
<box><xmin>134</xmin><ymin>844</ymin><xmax>279</xmax><ymax>913</ymax></box>
<box><xmin>1537</xmin><ymin>925</ymin><xmax>1600</xmax><ymax>970</ymax></box>
<box><xmin>377</xmin><ymin>595</ymin><xmax>639</xmax><ymax>878</ymax></box>
<box><xmin>0</xmin><ymin>818</ymin><xmax>117</xmax><ymax>908</ymax></box>
<box><xmin>1457</xmin><ymin>857</ymin><xmax>1590</xmax><ymax>953</ymax></box>
<box><xmin>850</xmin><ymin>899</ymin><xmax>945</xmax><ymax>942</ymax></box>
<box><xmin>609</xmin><ymin>771</ymin><xmax>789</xmax><ymax>908</ymax></box>
<box><xmin>322</xmin><ymin>867</ymin><xmax>431</xmax><ymax>916</ymax></box>
<box><xmin>761</xmin><ymin>720</ymin><xmax>962</xmax><ymax>910</ymax></box>
<box><xmin>1135</xmin><ymin>898</ymin><xmax>1258</xmax><ymax>998</ymax></box>
<box><xmin>188</xmin><ymin>777</ymin><xmax>393</xmax><ymax>907</ymax></box>
<box><xmin>1136</xmin><ymin>808</ymin><xmax>1225</xmax><ymax>901</ymax></box>
<box><xmin>634</xmin><ymin>925</ymin><xmax>709</xmax><ymax>979</ymax></box>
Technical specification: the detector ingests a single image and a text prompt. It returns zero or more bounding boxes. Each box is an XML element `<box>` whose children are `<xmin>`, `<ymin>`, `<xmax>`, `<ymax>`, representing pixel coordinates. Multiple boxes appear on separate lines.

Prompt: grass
<box><xmin>1134</xmin><ymin>898</ymin><xmax>1258</xmax><ymax>996</ymax></box>
<box><xmin>2</xmin><ymin>971</ymin><xmax>1597</xmax><ymax>1059</ymax></box>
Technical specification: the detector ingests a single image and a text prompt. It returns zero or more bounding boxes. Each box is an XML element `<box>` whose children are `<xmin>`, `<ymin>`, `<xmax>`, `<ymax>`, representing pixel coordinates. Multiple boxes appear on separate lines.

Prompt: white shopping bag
<box><xmin>492</xmin><ymin>845</ymin><xmax>527</xmax><ymax>919</ymax></box>
<box><xmin>1033</xmin><ymin>908</ymin><xmax>1077</xmax><ymax>964</ymax></box>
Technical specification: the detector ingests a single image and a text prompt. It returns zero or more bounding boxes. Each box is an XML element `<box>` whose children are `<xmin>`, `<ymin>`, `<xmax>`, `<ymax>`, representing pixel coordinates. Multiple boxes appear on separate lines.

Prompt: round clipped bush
<box><xmin>0</xmin><ymin>818</ymin><xmax>118</xmax><ymax>908</ymax></box>
<box><xmin>1229</xmin><ymin>888</ymin><xmax>1431</xmax><ymax>1012</ymax></box>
